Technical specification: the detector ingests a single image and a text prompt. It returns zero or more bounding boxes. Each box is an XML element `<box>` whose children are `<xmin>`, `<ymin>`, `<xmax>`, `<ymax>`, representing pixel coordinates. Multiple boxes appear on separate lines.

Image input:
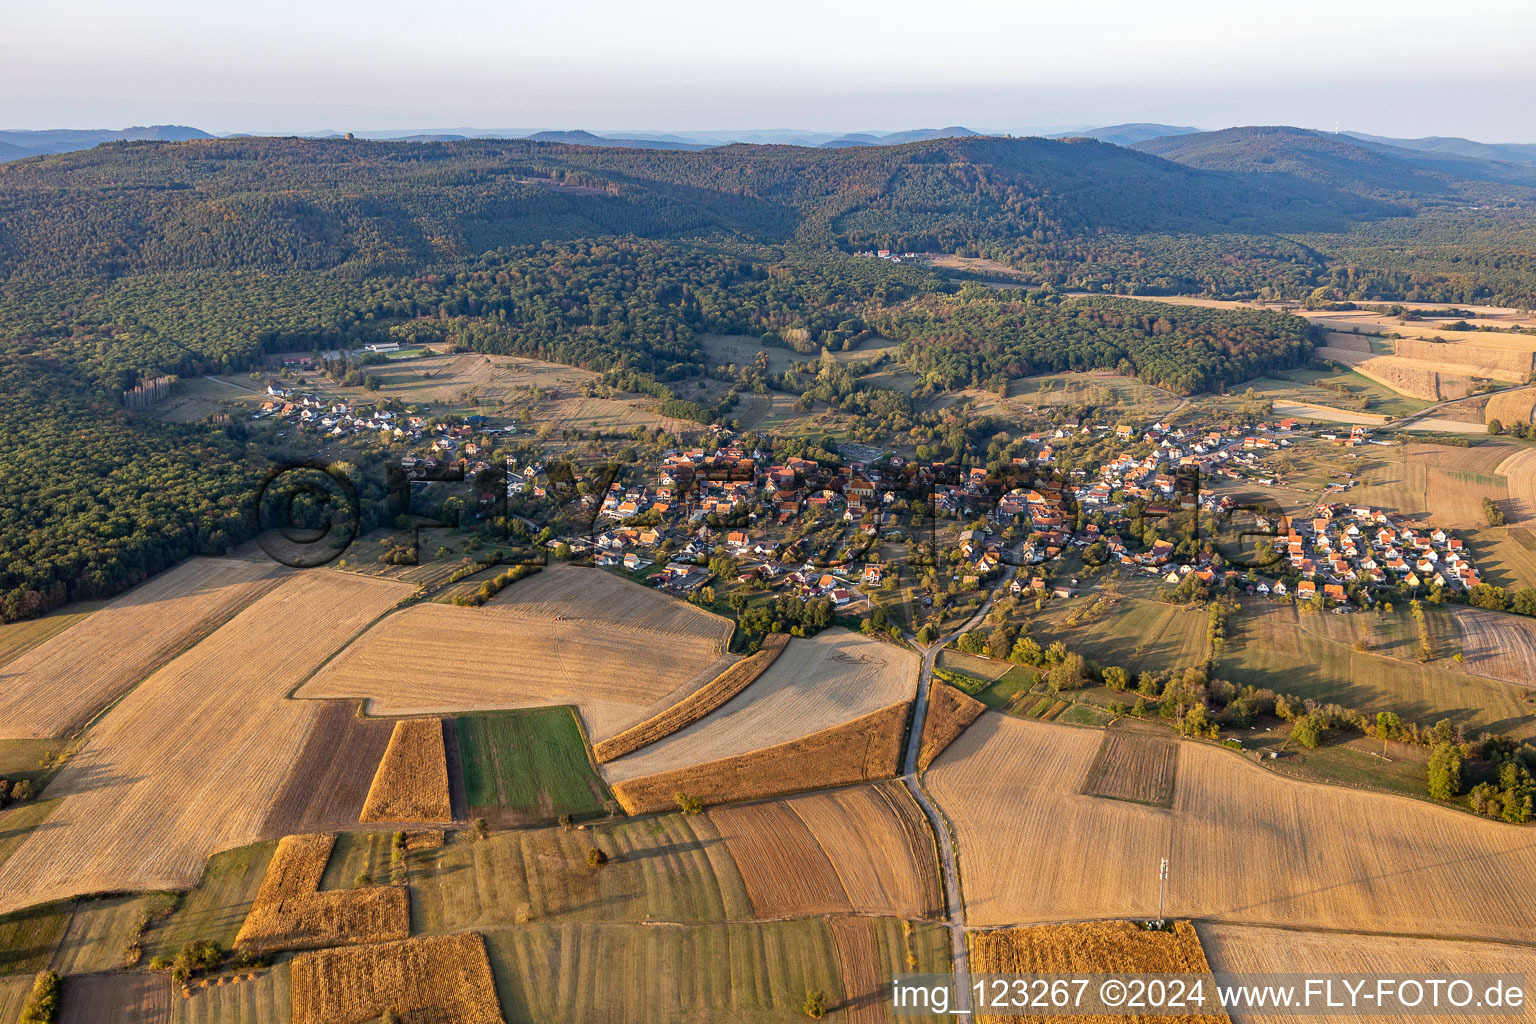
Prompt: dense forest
<box><xmin>0</xmin><ymin>134</ymin><xmax>1386</xmax><ymax>281</ymax></box>
<box><xmin>0</xmin><ymin>130</ymin><xmax>1531</xmax><ymax>619</ymax></box>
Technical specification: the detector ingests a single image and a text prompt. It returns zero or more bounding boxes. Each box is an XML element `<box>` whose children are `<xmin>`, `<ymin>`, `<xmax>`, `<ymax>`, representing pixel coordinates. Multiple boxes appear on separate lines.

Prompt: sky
<box><xmin>4</xmin><ymin>0</ymin><xmax>1535</xmax><ymax>141</ymax></box>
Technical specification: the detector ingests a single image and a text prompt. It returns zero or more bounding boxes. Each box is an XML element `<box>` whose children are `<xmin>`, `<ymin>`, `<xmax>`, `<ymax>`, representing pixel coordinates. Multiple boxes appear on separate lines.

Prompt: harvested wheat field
<box><xmin>0</xmin><ymin>572</ymin><xmax>412</xmax><ymax>914</ymax></box>
<box><xmin>593</xmin><ymin>634</ymin><xmax>790</xmax><ymax>763</ymax></box>
<box><xmin>233</xmin><ymin>833</ymin><xmax>408</xmax><ymax>953</ymax></box>
<box><xmin>603</xmin><ymin>629</ymin><xmax>917</xmax><ymax>785</ymax></box>
<box><xmin>971</xmin><ymin>921</ymin><xmax>1223</xmax><ymax>1024</ymax></box>
<box><xmin>610</xmin><ymin>701</ymin><xmax>910</xmax><ymax>814</ymax></box>
<box><xmin>297</xmin><ymin>564</ymin><xmax>736</xmax><ymax>741</ymax></box>
<box><xmin>1486</xmin><ymin>386</ymin><xmax>1536</xmax><ymax>428</ymax></box>
<box><xmin>290</xmin><ymin>932</ymin><xmax>504</xmax><ymax>1024</ymax></box>
<box><xmin>829</xmin><ymin>917</ymin><xmax>885</xmax><ymax>1024</ymax></box>
<box><xmin>1079</xmin><ymin>726</ymin><xmax>1180</xmax><ymax>808</ymax></box>
<box><xmin>360</xmin><ymin>719</ymin><xmax>452</xmax><ymax>823</ymax></box>
<box><xmin>261</xmin><ymin>701</ymin><xmax>395</xmax><ymax>836</ymax></box>
<box><xmin>1199</xmin><ymin>923</ymin><xmax>1536</xmax><ymax>1024</ymax></box>
<box><xmin>917</xmin><ymin>683</ymin><xmax>986</xmax><ymax>771</ymax></box>
<box><xmin>929</xmin><ymin>714</ymin><xmax>1536</xmax><ymax>939</ymax></box>
<box><xmin>0</xmin><ymin>557</ymin><xmax>285</xmax><ymax>739</ymax></box>
<box><xmin>1315</xmin><ymin>347</ymin><xmax>1472</xmax><ymax>402</ymax></box>
<box><xmin>57</xmin><ymin>972</ymin><xmax>171</xmax><ymax>1024</ymax></box>
<box><xmin>1450</xmin><ymin>606</ymin><xmax>1536</xmax><ymax>688</ymax></box>
<box><xmin>711</xmin><ymin>781</ymin><xmax>941</xmax><ymax>919</ymax></box>
<box><xmin>1495</xmin><ymin>447</ymin><xmax>1536</xmax><ymax>525</ymax></box>
<box><xmin>1394</xmin><ymin>337</ymin><xmax>1536</xmax><ymax>381</ymax></box>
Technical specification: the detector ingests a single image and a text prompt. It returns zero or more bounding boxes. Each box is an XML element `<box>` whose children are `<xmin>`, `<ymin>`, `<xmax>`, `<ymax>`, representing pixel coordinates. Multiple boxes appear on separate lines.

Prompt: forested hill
<box><xmin>1133</xmin><ymin>126</ymin><xmax>1536</xmax><ymax>200</ymax></box>
<box><xmin>0</xmin><ymin>134</ymin><xmax>1398</xmax><ymax>282</ymax></box>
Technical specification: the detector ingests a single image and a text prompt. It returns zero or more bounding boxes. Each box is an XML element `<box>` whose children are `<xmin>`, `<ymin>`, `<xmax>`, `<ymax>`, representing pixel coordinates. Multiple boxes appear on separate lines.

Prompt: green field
<box><xmin>0</xmin><ymin>975</ymin><xmax>32</xmax><ymax>1022</ymax></box>
<box><xmin>456</xmin><ymin>707</ymin><xmax>610</xmax><ymax>825</ymax></box>
<box><xmin>51</xmin><ymin>893</ymin><xmax>161</xmax><ymax>975</ymax></box>
<box><xmin>483</xmin><ymin>916</ymin><xmax>951</xmax><ymax>1024</ymax></box>
<box><xmin>408</xmin><ymin>812</ymin><xmax>751</xmax><ymax>934</ymax></box>
<box><xmin>144</xmin><ymin>841</ymin><xmax>276</xmax><ymax>961</ymax></box>
<box><xmin>1247</xmin><ymin>369</ymin><xmax>1433</xmax><ymax>419</ymax></box>
<box><xmin>1464</xmin><ymin>527</ymin><xmax>1536</xmax><ymax>592</ymax></box>
<box><xmin>0</xmin><ymin>900</ymin><xmax>67</xmax><ymax>976</ymax></box>
<box><xmin>1024</xmin><ymin>592</ymin><xmax>1209</xmax><ymax>678</ymax></box>
<box><xmin>317</xmin><ymin>831</ymin><xmax>396</xmax><ymax>892</ymax></box>
<box><xmin>172</xmin><ymin>962</ymin><xmax>292</xmax><ymax>1024</ymax></box>
<box><xmin>1236</xmin><ymin>727</ymin><xmax>1435</xmax><ymax>802</ymax></box>
<box><xmin>1217</xmin><ymin>601</ymin><xmax>1536</xmax><ymax>739</ymax></box>
<box><xmin>485</xmin><ymin>919</ymin><xmax>842</xmax><ymax>1024</ymax></box>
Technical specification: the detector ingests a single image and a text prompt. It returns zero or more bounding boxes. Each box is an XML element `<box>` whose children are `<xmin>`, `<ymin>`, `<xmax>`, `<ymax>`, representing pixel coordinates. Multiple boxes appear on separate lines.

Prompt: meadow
<box><xmin>456</xmin><ymin>707</ymin><xmax>611</xmax><ymax>825</ymax></box>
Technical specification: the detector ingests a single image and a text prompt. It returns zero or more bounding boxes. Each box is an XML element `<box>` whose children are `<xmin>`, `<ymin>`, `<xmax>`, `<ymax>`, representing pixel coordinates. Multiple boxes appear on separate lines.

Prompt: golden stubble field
<box><xmin>1450</xmin><ymin>605</ymin><xmax>1536</xmax><ymax>688</ymax></box>
<box><xmin>296</xmin><ymin>564</ymin><xmax>736</xmax><ymax>741</ymax></box>
<box><xmin>928</xmin><ymin>714</ymin><xmax>1536</xmax><ymax>940</ymax></box>
<box><xmin>1495</xmin><ymin>447</ymin><xmax>1536</xmax><ymax>525</ymax></box>
<box><xmin>601</xmin><ymin>628</ymin><xmax>919</xmax><ymax>784</ymax></box>
<box><xmin>0</xmin><ymin>557</ymin><xmax>286</xmax><ymax>739</ymax></box>
<box><xmin>1198</xmin><ymin>924</ymin><xmax>1536</xmax><ymax>1024</ymax></box>
<box><xmin>709</xmin><ymin>781</ymin><xmax>942</xmax><ymax>920</ymax></box>
<box><xmin>0</xmin><ymin>571</ymin><xmax>412</xmax><ymax>914</ymax></box>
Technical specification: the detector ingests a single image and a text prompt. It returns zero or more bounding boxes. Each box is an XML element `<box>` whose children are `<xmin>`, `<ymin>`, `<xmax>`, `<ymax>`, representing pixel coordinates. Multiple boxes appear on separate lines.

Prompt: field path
<box><xmin>901</xmin><ymin>590</ymin><xmax>1000</xmax><ymax>1020</ymax></box>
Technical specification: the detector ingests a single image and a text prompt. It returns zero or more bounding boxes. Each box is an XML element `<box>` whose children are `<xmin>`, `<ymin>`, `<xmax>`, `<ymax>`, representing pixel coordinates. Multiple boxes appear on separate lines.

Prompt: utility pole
<box><xmin>1156</xmin><ymin>857</ymin><xmax>1169</xmax><ymax>928</ymax></box>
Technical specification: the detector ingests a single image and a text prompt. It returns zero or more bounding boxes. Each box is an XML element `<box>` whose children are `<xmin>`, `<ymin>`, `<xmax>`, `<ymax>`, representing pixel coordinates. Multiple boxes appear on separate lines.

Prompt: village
<box><xmin>441</xmin><ymin>420</ymin><xmax>1487</xmax><ymax>625</ymax></box>
<box><xmin>246</xmin><ymin>361</ymin><xmax>1490</xmax><ymax>623</ymax></box>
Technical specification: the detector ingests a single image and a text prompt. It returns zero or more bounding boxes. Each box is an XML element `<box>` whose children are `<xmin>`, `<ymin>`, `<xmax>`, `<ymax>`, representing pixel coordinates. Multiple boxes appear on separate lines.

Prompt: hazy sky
<box><xmin>4</xmin><ymin>0</ymin><xmax>1534</xmax><ymax>140</ymax></box>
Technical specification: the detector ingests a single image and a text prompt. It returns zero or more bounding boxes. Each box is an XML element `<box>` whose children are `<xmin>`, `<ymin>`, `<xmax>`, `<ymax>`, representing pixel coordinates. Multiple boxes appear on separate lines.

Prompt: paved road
<box><xmin>900</xmin><ymin>590</ymin><xmax>1000</xmax><ymax>1019</ymax></box>
<box><xmin>1385</xmin><ymin>383</ymin><xmax>1523</xmax><ymax>430</ymax></box>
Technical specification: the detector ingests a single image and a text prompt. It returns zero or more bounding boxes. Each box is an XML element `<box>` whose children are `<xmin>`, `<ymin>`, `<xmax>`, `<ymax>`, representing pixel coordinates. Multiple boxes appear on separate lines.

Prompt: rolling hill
<box><xmin>0</xmin><ymin>133</ymin><xmax>1395</xmax><ymax>282</ymax></box>
<box><xmin>1051</xmin><ymin>123</ymin><xmax>1200</xmax><ymax>146</ymax></box>
<box><xmin>1133</xmin><ymin>125</ymin><xmax>1536</xmax><ymax>200</ymax></box>
<box><xmin>0</xmin><ymin>125</ymin><xmax>212</xmax><ymax>158</ymax></box>
<box><xmin>1345</xmin><ymin>130</ymin><xmax>1536</xmax><ymax>165</ymax></box>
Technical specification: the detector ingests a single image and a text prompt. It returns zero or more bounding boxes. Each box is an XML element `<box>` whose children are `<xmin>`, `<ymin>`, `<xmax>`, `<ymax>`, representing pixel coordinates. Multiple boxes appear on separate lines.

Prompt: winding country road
<box><xmin>900</xmin><ymin>591</ymin><xmax>1000</xmax><ymax>1018</ymax></box>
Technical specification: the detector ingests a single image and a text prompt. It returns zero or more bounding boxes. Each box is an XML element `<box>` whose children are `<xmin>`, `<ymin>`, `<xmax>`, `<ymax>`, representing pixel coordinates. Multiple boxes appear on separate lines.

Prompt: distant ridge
<box><xmin>526</xmin><ymin>130</ymin><xmax>711</xmax><ymax>151</ymax></box>
<box><xmin>820</xmin><ymin>126</ymin><xmax>983</xmax><ymax>148</ymax></box>
<box><xmin>1050</xmin><ymin>123</ymin><xmax>1201</xmax><ymax>146</ymax></box>
<box><xmin>1132</xmin><ymin>125</ymin><xmax>1536</xmax><ymax>198</ymax></box>
<box><xmin>1344</xmin><ymin>130</ymin><xmax>1536</xmax><ymax>166</ymax></box>
<box><xmin>0</xmin><ymin>125</ymin><xmax>212</xmax><ymax>159</ymax></box>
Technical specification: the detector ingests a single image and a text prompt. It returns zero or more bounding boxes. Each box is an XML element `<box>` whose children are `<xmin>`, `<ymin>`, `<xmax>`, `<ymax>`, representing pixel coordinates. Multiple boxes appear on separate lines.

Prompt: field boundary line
<box><xmin>282</xmin><ymin>589</ymin><xmax>424</xmax><ymax>701</ymax></box>
<box><xmin>64</xmin><ymin>567</ymin><xmax>288</xmax><ymax>739</ymax></box>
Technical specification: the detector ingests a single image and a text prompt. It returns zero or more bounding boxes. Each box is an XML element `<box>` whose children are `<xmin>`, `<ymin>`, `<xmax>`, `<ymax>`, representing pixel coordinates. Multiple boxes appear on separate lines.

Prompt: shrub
<box><xmin>18</xmin><ymin>970</ymin><xmax>61</xmax><ymax>1024</ymax></box>
<box><xmin>674</xmin><ymin>792</ymin><xmax>703</xmax><ymax>815</ymax></box>
<box><xmin>1290</xmin><ymin>714</ymin><xmax>1324</xmax><ymax>749</ymax></box>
